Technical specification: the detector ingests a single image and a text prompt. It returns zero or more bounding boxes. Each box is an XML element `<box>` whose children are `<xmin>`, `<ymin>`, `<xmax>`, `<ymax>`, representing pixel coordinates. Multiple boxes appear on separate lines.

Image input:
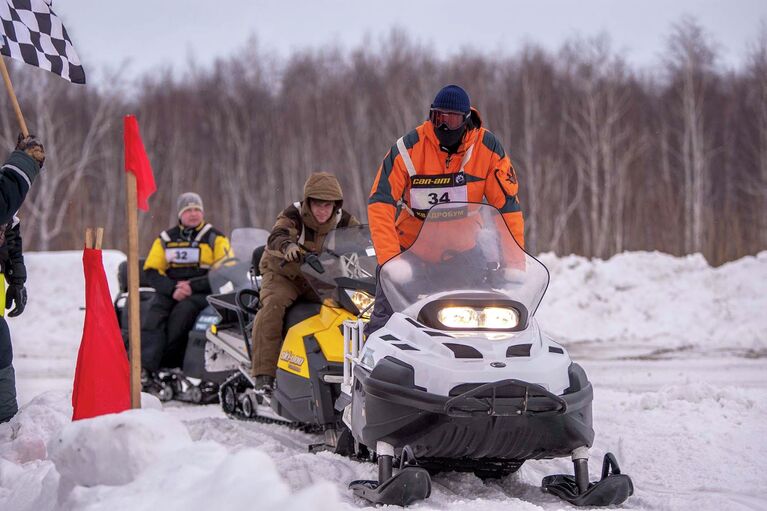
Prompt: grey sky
<box><xmin>59</xmin><ymin>0</ymin><xmax>767</xmax><ymax>85</ymax></box>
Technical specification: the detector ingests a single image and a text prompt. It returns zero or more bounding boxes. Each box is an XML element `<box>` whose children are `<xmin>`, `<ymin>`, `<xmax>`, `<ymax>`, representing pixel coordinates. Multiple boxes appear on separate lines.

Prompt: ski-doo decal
<box><xmin>277</xmin><ymin>328</ymin><xmax>311</xmax><ymax>378</ymax></box>
<box><xmin>279</xmin><ymin>349</ymin><xmax>306</xmax><ymax>373</ymax></box>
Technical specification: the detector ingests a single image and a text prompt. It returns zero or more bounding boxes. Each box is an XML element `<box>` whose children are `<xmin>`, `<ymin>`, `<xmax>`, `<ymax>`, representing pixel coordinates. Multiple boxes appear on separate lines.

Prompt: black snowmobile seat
<box><xmin>251</xmin><ymin>245</ymin><xmax>266</xmax><ymax>277</ymax></box>
<box><xmin>117</xmin><ymin>258</ymin><xmax>152</xmax><ymax>292</ymax></box>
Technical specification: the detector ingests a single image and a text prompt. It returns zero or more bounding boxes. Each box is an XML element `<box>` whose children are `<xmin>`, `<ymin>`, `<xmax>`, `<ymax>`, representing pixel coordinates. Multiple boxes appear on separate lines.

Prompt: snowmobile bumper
<box><xmin>351</xmin><ymin>362</ymin><xmax>594</xmax><ymax>460</ymax></box>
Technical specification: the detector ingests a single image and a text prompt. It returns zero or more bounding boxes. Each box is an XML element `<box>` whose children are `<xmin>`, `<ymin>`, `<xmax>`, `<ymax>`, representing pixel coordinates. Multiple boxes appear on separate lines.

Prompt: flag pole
<box><xmin>125</xmin><ymin>172</ymin><xmax>142</xmax><ymax>408</ymax></box>
<box><xmin>0</xmin><ymin>56</ymin><xmax>29</xmax><ymax>137</ymax></box>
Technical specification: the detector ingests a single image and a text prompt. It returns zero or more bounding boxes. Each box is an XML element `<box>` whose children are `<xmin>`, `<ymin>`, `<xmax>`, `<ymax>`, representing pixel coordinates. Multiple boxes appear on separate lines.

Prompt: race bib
<box><xmin>165</xmin><ymin>247</ymin><xmax>200</xmax><ymax>264</ymax></box>
<box><xmin>409</xmin><ymin>173</ymin><xmax>468</xmax><ymax>218</ymax></box>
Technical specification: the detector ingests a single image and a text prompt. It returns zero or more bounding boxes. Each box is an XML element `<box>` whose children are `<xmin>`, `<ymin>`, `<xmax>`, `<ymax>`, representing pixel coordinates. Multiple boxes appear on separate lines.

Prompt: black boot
<box><xmin>254</xmin><ymin>375</ymin><xmax>275</xmax><ymax>392</ymax></box>
<box><xmin>0</xmin><ymin>365</ymin><xmax>18</xmax><ymax>423</ymax></box>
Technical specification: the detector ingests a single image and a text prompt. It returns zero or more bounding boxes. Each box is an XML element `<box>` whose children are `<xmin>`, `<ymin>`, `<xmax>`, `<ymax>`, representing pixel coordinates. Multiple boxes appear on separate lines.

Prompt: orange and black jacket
<box><xmin>368</xmin><ymin>109</ymin><xmax>524</xmax><ymax>264</ymax></box>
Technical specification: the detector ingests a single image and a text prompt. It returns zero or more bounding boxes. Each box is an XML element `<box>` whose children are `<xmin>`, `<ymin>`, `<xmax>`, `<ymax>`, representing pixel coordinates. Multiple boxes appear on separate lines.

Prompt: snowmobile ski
<box><xmin>349</xmin><ymin>467</ymin><xmax>432</xmax><ymax>507</ymax></box>
<box><xmin>542</xmin><ymin>452</ymin><xmax>634</xmax><ymax>507</ymax></box>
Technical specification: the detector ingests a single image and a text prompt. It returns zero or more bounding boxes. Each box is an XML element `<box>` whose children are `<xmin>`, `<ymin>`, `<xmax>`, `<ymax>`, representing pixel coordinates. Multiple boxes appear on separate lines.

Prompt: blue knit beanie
<box><xmin>431</xmin><ymin>85</ymin><xmax>470</xmax><ymax>113</ymax></box>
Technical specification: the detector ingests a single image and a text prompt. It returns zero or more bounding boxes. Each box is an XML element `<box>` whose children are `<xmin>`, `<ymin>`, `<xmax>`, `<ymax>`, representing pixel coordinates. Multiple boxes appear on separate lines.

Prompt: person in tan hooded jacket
<box><xmin>252</xmin><ymin>172</ymin><xmax>359</xmax><ymax>390</ymax></box>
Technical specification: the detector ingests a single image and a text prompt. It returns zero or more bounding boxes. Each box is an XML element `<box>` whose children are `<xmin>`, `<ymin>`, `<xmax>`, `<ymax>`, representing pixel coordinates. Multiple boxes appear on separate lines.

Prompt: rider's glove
<box><xmin>283</xmin><ymin>243</ymin><xmax>302</xmax><ymax>263</ymax></box>
<box><xmin>15</xmin><ymin>133</ymin><xmax>46</xmax><ymax>169</ymax></box>
<box><xmin>503</xmin><ymin>268</ymin><xmax>526</xmax><ymax>284</ymax></box>
<box><xmin>6</xmin><ymin>283</ymin><xmax>27</xmax><ymax>317</ymax></box>
<box><xmin>382</xmin><ymin>258</ymin><xmax>412</xmax><ymax>284</ymax></box>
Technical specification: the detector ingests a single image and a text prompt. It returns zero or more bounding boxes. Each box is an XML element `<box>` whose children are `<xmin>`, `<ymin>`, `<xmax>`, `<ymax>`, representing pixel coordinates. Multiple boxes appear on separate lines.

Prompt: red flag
<box><xmin>123</xmin><ymin>115</ymin><xmax>156</xmax><ymax>211</ymax></box>
<box><xmin>72</xmin><ymin>248</ymin><xmax>131</xmax><ymax>420</ymax></box>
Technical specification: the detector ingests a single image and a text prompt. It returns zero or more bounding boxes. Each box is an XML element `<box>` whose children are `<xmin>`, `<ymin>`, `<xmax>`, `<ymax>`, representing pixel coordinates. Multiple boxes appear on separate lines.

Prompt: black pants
<box><xmin>0</xmin><ymin>316</ymin><xmax>17</xmax><ymax>423</ymax></box>
<box><xmin>141</xmin><ymin>293</ymin><xmax>208</xmax><ymax>371</ymax></box>
<box><xmin>365</xmin><ymin>267</ymin><xmax>393</xmax><ymax>337</ymax></box>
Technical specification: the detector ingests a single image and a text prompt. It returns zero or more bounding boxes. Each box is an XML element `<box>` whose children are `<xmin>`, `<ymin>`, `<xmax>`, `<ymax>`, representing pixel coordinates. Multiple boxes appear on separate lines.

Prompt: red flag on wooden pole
<box><xmin>72</xmin><ymin>233</ymin><xmax>131</xmax><ymax>420</ymax></box>
<box><xmin>123</xmin><ymin>115</ymin><xmax>156</xmax><ymax>211</ymax></box>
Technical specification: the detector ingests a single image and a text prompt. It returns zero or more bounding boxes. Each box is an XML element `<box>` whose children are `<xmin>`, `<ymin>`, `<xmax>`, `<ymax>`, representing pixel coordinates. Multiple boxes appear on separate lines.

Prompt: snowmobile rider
<box><xmin>0</xmin><ymin>135</ymin><xmax>45</xmax><ymax>424</ymax></box>
<box><xmin>251</xmin><ymin>172</ymin><xmax>359</xmax><ymax>392</ymax></box>
<box><xmin>141</xmin><ymin>192</ymin><xmax>231</xmax><ymax>376</ymax></box>
<box><xmin>366</xmin><ymin>84</ymin><xmax>525</xmax><ymax>333</ymax></box>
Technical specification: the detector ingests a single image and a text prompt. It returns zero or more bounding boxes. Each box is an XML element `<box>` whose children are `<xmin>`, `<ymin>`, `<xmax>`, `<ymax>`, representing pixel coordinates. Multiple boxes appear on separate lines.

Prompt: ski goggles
<box><xmin>429</xmin><ymin>108</ymin><xmax>469</xmax><ymax>130</ymax></box>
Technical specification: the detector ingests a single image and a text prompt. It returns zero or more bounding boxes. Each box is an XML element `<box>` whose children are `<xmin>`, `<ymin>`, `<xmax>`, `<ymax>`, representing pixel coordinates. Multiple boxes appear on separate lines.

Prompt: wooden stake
<box><xmin>85</xmin><ymin>228</ymin><xmax>93</xmax><ymax>249</ymax></box>
<box><xmin>95</xmin><ymin>227</ymin><xmax>104</xmax><ymax>250</ymax></box>
<box><xmin>0</xmin><ymin>56</ymin><xmax>29</xmax><ymax>137</ymax></box>
<box><xmin>125</xmin><ymin>172</ymin><xmax>142</xmax><ymax>408</ymax></box>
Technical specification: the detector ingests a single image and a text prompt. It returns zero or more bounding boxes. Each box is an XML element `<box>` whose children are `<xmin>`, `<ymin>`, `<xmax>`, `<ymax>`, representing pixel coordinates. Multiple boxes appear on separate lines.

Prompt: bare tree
<box><xmin>665</xmin><ymin>17</ymin><xmax>717</xmax><ymax>254</ymax></box>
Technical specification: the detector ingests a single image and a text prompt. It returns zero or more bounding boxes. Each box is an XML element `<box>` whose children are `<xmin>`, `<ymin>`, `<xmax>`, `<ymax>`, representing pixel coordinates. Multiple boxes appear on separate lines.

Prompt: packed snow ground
<box><xmin>1</xmin><ymin>250</ymin><xmax>766</xmax><ymax>510</ymax></box>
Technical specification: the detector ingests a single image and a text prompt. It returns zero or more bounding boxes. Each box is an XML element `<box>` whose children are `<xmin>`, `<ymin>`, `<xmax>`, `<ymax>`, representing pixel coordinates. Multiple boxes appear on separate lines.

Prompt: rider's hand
<box><xmin>383</xmin><ymin>258</ymin><xmax>412</xmax><ymax>284</ymax></box>
<box><xmin>173</xmin><ymin>280</ymin><xmax>192</xmax><ymax>301</ymax></box>
<box><xmin>16</xmin><ymin>133</ymin><xmax>46</xmax><ymax>169</ymax></box>
<box><xmin>172</xmin><ymin>288</ymin><xmax>188</xmax><ymax>301</ymax></box>
<box><xmin>5</xmin><ymin>283</ymin><xmax>27</xmax><ymax>317</ymax></box>
<box><xmin>284</xmin><ymin>243</ymin><xmax>302</xmax><ymax>263</ymax></box>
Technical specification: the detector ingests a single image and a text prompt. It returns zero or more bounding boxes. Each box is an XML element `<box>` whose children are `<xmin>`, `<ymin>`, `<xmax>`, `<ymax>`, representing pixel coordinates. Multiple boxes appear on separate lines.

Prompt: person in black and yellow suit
<box><xmin>141</xmin><ymin>192</ymin><xmax>231</xmax><ymax>375</ymax></box>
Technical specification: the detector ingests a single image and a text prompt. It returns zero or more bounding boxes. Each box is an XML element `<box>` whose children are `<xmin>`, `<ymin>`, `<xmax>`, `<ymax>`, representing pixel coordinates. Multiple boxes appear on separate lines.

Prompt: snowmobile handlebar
<box><xmin>235</xmin><ymin>288</ymin><xmax>259</xmax><ymax>315</ymax></box>
<box><xmin>278</xmin><ymin>244</ymin><xmax>324</xmax><ymax>274</ymax></box>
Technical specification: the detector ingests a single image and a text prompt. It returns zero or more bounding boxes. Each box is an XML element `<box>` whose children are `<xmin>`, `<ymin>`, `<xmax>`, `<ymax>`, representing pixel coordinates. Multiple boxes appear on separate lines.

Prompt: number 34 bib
<box><xmin>409</xmin><ymin>173</ymin><xmax>468</xmax><ymax>219</ymax></box>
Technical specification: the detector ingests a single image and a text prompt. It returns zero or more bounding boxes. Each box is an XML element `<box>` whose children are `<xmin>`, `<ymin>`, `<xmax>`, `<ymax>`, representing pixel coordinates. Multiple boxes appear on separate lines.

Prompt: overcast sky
<box><xmin>58</xmin><ymin>0</ymin><xmax>767</xmax><ymax>86</ymax></box>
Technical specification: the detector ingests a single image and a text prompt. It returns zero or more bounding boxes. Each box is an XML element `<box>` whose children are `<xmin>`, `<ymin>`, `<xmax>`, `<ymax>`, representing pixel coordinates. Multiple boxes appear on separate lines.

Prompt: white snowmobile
<box><xmin>340</xmin><ymin>202</ymin><xmax>634</xmax><ymax>507</ymax></box>
<box><xmin>114</xmin><ymin>228</ymin><xmax>270</xmax><ymax>405</ymax></box>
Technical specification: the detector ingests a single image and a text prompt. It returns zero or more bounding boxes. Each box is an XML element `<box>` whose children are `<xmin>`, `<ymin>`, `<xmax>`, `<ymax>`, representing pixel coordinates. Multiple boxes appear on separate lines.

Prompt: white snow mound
<box><xmin>49</xmin><ymin>408</ymin><xmax>192</xmax><ymax>487</ymax></box>
<box><xmin>537</xmin><ymin>250</ymin><xmax>767</xmax><ymax>353</ymax></box>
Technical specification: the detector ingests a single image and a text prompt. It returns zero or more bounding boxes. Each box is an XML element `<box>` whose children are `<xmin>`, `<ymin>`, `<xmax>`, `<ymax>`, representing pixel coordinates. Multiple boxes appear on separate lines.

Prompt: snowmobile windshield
<box><xmin>380</xmin><ymin>202</ymin><xmax>549</xmax><ymax>317</ymax></box>
<box><xmin>300</xmin><ymin>224</ymin><xmax>378</xmax><ymax>314</ymax></box>
<box><xmin>208</xmin><ymin>227</ymin><xmax>269</xmax><ymax>294</ymax></box>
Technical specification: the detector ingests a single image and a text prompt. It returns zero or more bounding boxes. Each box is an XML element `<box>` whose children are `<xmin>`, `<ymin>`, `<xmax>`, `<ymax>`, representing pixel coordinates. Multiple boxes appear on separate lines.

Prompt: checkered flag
<box><xmin>0</xmin><ymin>0</ymin><xmax>85</xmax><ymax>84</ymax></box>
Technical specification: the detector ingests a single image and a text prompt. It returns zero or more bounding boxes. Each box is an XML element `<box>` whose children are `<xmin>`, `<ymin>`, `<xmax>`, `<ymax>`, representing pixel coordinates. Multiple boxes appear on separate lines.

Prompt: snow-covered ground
<box><xmin>1</xmin><ymin>250</ymin><xmax>766</xmax><ymax>510</ymax></box>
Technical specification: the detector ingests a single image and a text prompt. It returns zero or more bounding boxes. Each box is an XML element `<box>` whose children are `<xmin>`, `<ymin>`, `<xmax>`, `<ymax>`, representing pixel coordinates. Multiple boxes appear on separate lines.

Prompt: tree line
<box><xmin>1</xmin><ymin>17</ymin><xmax>765</xmax><ymax>266</ymax></box>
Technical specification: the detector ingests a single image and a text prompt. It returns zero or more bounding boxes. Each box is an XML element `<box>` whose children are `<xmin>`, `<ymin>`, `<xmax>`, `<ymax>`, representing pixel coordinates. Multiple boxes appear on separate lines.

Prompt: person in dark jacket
<box><xmin>0</xmin><ymin>135</ymin><xmax>45</xmax><ymax>424</ymax></box>
<box><xmin>251</xmin><ymin>172</ymin><xmax>359</xmax><ymax>391</ymax></box>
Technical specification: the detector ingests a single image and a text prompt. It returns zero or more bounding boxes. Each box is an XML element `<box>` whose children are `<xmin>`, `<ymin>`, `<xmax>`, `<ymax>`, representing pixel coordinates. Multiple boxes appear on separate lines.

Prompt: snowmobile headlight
<box><xmin>481</xmin><ymin>307</ymin><xmax>519</xmax><ymax>329</ymax></box>
<box><xmin>437</xmin><ymin>306</ymin><xmax>519</xmax><ymax>330</ymax></box>
<box><xmin>346</xmin><ymin>289</ymin><xmax>375</xmax><ymax>318</ymax></box>
<box><xmin>438</xmin><ymin>306</ymin><xmax>478</xmax><ymax>328</ymax></box>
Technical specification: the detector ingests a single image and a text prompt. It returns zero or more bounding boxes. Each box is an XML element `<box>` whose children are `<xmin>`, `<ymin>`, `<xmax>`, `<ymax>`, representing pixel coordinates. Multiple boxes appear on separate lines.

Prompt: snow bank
<box><xmin>537</xmin><ymin>250</ymin><xmax>767</xmax><ymax>354</ymax></box>
<box><xmin>50</xmin><ymin>409</ymin><xmax>192</xmax><ymax>486</ymax></box>
<box><xmin>1</xmin><ymin>392</ymin><xmax>343</xmax><ymax>511</ymax></box>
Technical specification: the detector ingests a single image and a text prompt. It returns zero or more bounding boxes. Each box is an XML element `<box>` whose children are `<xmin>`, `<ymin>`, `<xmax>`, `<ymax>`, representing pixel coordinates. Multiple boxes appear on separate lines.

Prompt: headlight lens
<box><xmin>482</xmin><ymin>307</ymin><xmax>519</xmax><ymax>329</ymax></box>
<box><xmin>346</xmin><ymin>290</ymin><xmax>375</xmax><ymax>317</ymax></box>
<box><xmin>437</xmin><ymin>306</ymin><xmax>519</xmax><ymax>330</ymax></box>
<box><xmin>438</xmin><ymin>307</ymin><xmax>478</xmax><ymax>328</ymax></box>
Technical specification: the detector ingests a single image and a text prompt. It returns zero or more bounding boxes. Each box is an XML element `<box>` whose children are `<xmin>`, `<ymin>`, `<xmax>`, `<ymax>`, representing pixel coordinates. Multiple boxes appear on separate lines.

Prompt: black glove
<box><xmin>6</xmin><ymin>283</ymin><xmax>27</xmax><ymax>317</ymax></box>
<box><xmin>15</xmin><ymin>133</ymin><xmax>45</xmax><ymax>169</ymax></box>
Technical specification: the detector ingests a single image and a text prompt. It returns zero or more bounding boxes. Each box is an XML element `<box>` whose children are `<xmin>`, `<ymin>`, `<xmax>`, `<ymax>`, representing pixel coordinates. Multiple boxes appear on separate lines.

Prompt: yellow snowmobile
<box><xmin>204</xmin><ymin>224</ymin><xmax>376</xmax><ymax>449</ymax></box>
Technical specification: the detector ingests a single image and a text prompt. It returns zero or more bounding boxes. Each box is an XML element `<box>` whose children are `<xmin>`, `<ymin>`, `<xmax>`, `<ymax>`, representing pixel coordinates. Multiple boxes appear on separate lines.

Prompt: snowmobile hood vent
<box><xmin>506</xmin><ymin>344</ymin><xmax>532</xmax><ymax>357</ymax></box>
<box><xmin>443</xmin><ymin>343</ymin><xmax>483</xmax><ymax>359</ymax></box>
